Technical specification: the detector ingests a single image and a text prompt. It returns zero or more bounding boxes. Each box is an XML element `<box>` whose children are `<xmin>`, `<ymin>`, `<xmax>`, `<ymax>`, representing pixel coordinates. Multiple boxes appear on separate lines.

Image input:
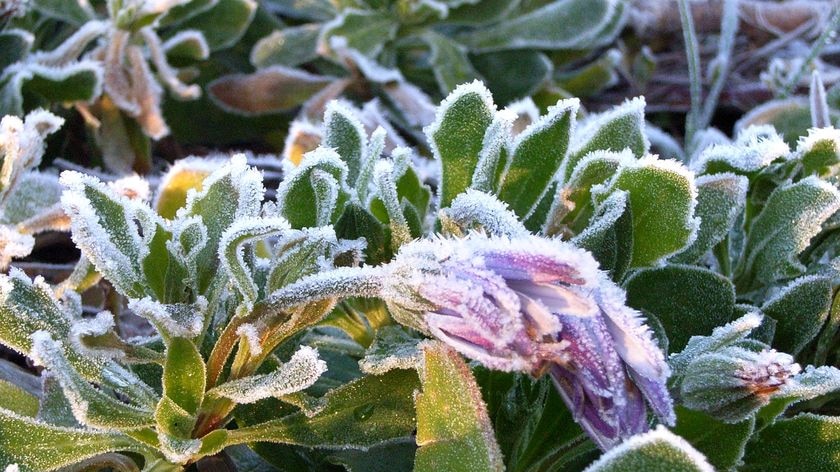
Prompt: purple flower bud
<box><xmin>387</xmin><ymin>234</ymin><xmax>674</xmax><ymax>450</ymax></box>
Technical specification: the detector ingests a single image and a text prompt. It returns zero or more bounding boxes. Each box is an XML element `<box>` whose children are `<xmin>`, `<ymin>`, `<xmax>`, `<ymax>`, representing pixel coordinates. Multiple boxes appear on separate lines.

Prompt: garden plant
<box><xmin>1</xmin><ymin>0</ymin><xmax>840</xmax><ymax>471</ymax></box>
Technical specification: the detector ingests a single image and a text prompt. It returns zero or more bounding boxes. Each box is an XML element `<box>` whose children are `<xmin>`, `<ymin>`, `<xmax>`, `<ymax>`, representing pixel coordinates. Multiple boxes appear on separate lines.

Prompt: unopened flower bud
<box><xmin>680</xmin><ymin>347</ymin><xmax>801</xmax><ymax>423</ymax></box>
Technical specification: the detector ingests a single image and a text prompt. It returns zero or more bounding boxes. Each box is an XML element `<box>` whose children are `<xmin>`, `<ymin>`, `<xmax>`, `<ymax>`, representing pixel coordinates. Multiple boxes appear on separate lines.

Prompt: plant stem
<box><xmin>678</xmin><ymin>0</ymin><xmax>703</xmax><ymax>148</ymax></box>
<box><xmin>780</xmin><ymin>7</ymin><xmax>840</xmax><ymax>98</ymax></box>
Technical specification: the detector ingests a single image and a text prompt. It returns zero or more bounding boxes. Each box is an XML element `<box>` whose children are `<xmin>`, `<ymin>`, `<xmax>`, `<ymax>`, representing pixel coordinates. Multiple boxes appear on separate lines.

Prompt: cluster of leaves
<box><xmin>2</xmin><ymin>75</ymin><xmax>840</xmax><ymax>471</ymax></box>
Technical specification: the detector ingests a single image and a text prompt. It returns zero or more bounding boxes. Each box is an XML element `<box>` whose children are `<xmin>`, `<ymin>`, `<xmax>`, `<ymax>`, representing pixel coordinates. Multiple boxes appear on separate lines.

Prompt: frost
<box><xmin>69</xmin><ymin>311</ymin><xmax>123</xmax><ymax>360</ymax></box>
<box><xmin>162</xmin><ymin>30</ymin><xmax>210</xmax><ymax>60</ymax></box>
<box><xmin>670</xmin><ymin>312</ymin><xmax>763</xmax><ymax>374</ymax></box>
<box><xmin>108</xmin><ymin>174</ymin><xmax>150</xmax><ymax>201</ymax></box>
<box><xmin>374</xmin><ymin>160</ymin><xmax>411</xmax><ymax>248</ymax></box>
<box><xmin>0</xmin><ymin>226</ymin><xmax>34</xmax><ymax>270</ymax></box>
<box><xmin>4</xmin><ymin>464</ymin><xmax>19</xmax><ymax>472</ymax></box>
<box><xmin>778</xmin><ymin>365</ymin><xmax>840</xmax><ymax>402</ymax></box>
<box><xmin>504</xmin><ymin>97</ymin><xmax>540</xmax><ymax>136</ymax></box>
<box><xmin>158</xmin><ymin>434</ymin><xmax>201</xmax><ymax>465</ymax></box>
<box><xmin>127</xmin><ymin>297</ymin><xmax>205</xmax><ymax>339</ymax></box>
<box><xmin>471</xmin><ymin>109</ymin><xmax>515</xmax><ymax>193</ymax></box>
<box><xmin>359</xmin><ymin>326</ymin><xmax>423</xmax><ymax>375</ymax></box>
<box><xmin>359</xmin><ymin>100</ymin><xmax>408</xmax><ymax>152</ymax></box>
<box><xmin>583</xmin><ymin>425</ymin><xmax>714</xmax><ymax>472</ymax></box>
<box><xmin>282</xmin><ymin>120</ymin><xmax>323</xmax><ymax>166</ymax></box>
<box><xmin>442</xmin><ymin>189</ymin><xmax>528</xmax><ymax>237</ymax></box>
<box><xmin>219</xmin><ymin>217</ymin><xmax>292</xmax><ymax>308</ymax></box>
<box><xmin>236</xmin><ymin>324</ymin><xmax>263</xmax><ymax>357</ymax></box>
<box><xmin>141</xmin><ymin>28</ymin><xmax>201</xmax><ymax>100</ymax></box>
<box><xmin>209</xmin><ymin>346</ymin><xmax>327</xmax><ymax>403</ymax></box>
<box><xmin>569</xmin><ymin>97</ymin><xmax>647</xmax><ymax>160</ymax></box>
<box><xmin>691</xmin><ymin>125</ymin><xmax>790</xmax><ymax>174</ymax></box>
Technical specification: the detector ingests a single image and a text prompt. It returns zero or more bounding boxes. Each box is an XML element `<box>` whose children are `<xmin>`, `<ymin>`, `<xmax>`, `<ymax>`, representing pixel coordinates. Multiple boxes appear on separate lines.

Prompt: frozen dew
<box><xmin>209</xmin><ymin>346</ymin><xmax>327</xmax><ymax>404</ymax></box>
<box><xmin>127</xmin><ymin>297</ymin><xmax>204</xmax><ymax>339</ymax></box>
<box><xmin>442</xmin><ymin>189</ymin><xmax>529</xmax><ymax>237</ymax></box>
<box><xmin>0</xmin><ymin>226</ymin><xmax>34</xmax><ymax>270</ymax></box>
<box><xmin>582</xmin><ymin>425</ymin><xmax>714</xmax><ymax>472</ymax></box>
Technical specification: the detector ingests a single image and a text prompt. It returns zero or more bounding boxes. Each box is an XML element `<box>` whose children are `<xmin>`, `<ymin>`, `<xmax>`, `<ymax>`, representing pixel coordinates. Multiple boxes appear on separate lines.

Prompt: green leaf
<box><xmin>0</xmin><ymin>379</ymin><xmax>39</xmax><ymax>417</ymax></box>
<box><xmin>554</xmin><ymin>150</ymin><xmax>628</xmax><ymax>235</ymax></box>
<box><xmin>30</xmin><ymin>0</ymin><xmax>94</xmax><ymax>24</ymax></box>
<box><xmin>422</xmin><ymin>31</ymin><xmax>481</xmax><ymax>95</ymax></box>
<box><xmin>396</xmin><ymin>166</ymin><xmax>432</xmax><ymax>223</ymax></box>
<box><xmin>427</xmin><ymin>81</ymin><xmax>495</xmax><ymax>208</ymax></box>
<box><xmin>251</xmin><ymin>24</ymin><xmax>320</xmax><ymax>68</ymax></box>
<box><xmin>742</xmin><ymin>414</ymin><xmax>840</xmax><ymax>471</ymax></box>
<box><xmin>334</xmin><ymin>202</ymin><xmax>390</xmax><ymax>265</ymax></box>
<box><xmin>762</xmin><ymin>275</ymin><xmax>832</xmax><ymax>355</ymax></box>
<box><xmin>261</xmin><ymin>0</ymin><xmax>334</xmax><ymax>22</ymax></box>
<box><xmin>319</xmin><ymin>9</ymin><xmax>398</xmax><ymax>58</ymax></box>
<box><xmin>594</xmin><ymin>156</ymin><xmax>697</xmax><ymax>268</ymax></box>
<box><xmin>162</xmin><ymin>338</ymin><xmax>206</xmax><ymax>415</ymax></box>
<box><xmin>673</xmin><ymin>173</ymin><xmax>748</xmax><ymax>264</ymax></box>
<box><xmin>159</xmin><ymin>0</ymin><xmax>219</xmax><ymax>27</ymax></box>
<box><xmin>415</xmin><ymin>342</ymin><xmax>504</xmax><ymax>472</ymax></box>
<box><xmin>572</xmin><ymin>190</ymin><xmax>633</xmax><ymax>281</ymax></box>
<box><xmin>324</xmin><ymin>101</ymin><xmax>367</xmax><ymax>184</ymax></box>
<box><xmin>625</xmin><ymin>265</ymin><xmax>736</xmax><ymax>353</ymax></box>
<box><xmin>0</xmin><ymin>62</ymin><xmax>102</xmax><ymax>116</ymax></box>
<box><xmin>228</xmin><ymin>369</ymin><xmax>420</xmax><ymax>449</ymax></box>
<box><xmin>277</xmin><ymin>148</ymin><xmax>349</xmax><ymax>229</ymax></box>
<box><xmin>208</xmin><ymin>66</ymin><xmax>334</xmax><ymax>116</ymax></box>
<box><xmin>672</xmin><ymin>406</ymin><xmax>754</xmax><ymax>471</ymax></box>
<box><xmin>0</xmin><ymin>30</ymin><xmax>33</xmax><ymax>70</ymax></box>
<box><xmin>735</xmin><ymin>176</ymin><xmax>840</xmax><ymax>292</ymax></box>
<box><xmin>219</xmin><ymin>217</ymin><xmax>291</xmax><ymax>307</ymax></box>
<box><xmin>470</xmin><ymin>50</ymin><xmax>552</xmax><ymax>106</ymax></box>
<box><xmin>0</xmin><ymin>270</ymin><xmax>101</xmax><ymax>380</ymax></box>
<box><xmin>30</xmin><ymin>332</ymin><xmax>156</xmax><ymax>430</ymax></box>
<box><xmin>0</xmin><ymin>407</ymin><xmax>145</xmax><ymax>472</ymax></box>
<box><xmin>443</xmin><ymin>0</ymin><xmax>519</xmax><ymax>26</ymax></box>
<box><xmin>497</xmin><ymin>98</ymin><xmax>578</xmax><ymax>218</ymax></box>
<box><xmin>181</xmin><ymin>155</ymin><xmax>264</xmax><ymax>293</ymax></box>
<box><xmin>583</xmin><ymin>426</ymin><xmax>714</xmax><ymax>472</ymax></box>
<box><xmin>175</xmin><ymin>0</ymin><xmax>257</xmax><ymax>51</ymax></box>
<box><xmin>458</xmin><ymin>0</ymin><xmax>623</xmax><ymax>53</ymax></box>
<box><xmin>564</xmin><ymin>97</ymin><xmax>648</xmax><ymax>183</ymax></box>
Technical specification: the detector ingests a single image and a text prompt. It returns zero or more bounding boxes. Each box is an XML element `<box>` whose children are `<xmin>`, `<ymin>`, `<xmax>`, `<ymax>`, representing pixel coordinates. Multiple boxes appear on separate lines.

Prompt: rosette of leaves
<box><xmin>207</xmin><ymin>0</ymin><xmax>627</xmax><ymax>126</ymax></box>
<box><xmin>0</xmin><ymin>0</ymin><xmax>258</xmax><ymax>173</ymax></box>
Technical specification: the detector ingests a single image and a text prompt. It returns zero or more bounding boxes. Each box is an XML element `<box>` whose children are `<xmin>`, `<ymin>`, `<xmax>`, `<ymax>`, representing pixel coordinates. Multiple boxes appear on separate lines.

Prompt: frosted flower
<box><xmin>680</xmin><ymin>346</ymin><xmax>801</xmax><ymax>423</ymax></box>
<box><xmin>387</xmin><ymin>234</ymin><xmax>674</xmax><ymax>450</ymax></box>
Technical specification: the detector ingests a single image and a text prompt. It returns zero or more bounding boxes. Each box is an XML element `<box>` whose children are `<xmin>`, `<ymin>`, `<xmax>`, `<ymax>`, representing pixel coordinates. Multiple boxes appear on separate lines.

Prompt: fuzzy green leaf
<box><xmin>673</xmin><ymin>406</ymin><xmax>754</xmax><ymax>471</ymax></box>
<box><xmin>415</xmin><ymin>341</ymin><xmax>504</xmax><ymax>472</ymax></box>
<box><xmin>762</xmin><ymin>276</ymin><xmax>832</xmax><ymax>355</ymax></box>
<box><xmin>251</xmin><ymin>24</ymin><xmax>320</xmax><ymax>68</ymax></box>
<box><xmin>162</xmin><ymin>338</ymin><xmax>206</xmax><ymax>416</ymax></box>
<box><xmin>0</xmin><ymin>62</ymin><xmax>102</xmax><ymax>117</ymax></box>
<box><xmin>277</xmin><ymin>148</ymin><xmax>349</xmax><ymax>229</ymax></box>
<box><xmin>572</xmin><ymin>190</ymin><xmax>633</xmax><ymax>281</ymax></box>
<box><xmin>498</xmin><ymin>99</ymin><xmax>578</xmax><ymax>218</ymax></box>
<box><xmin>742</xmin><ymin>414</ymin><xmax>840</xmax><ymax>471</ymax></box>
<box><xmin>673</xmin><ymin>173</ymin><xmax>747</xmax><ymax>264</ymax></box>
<box><xmin>423</xmin><ymin>31</ymin><xmax>481</xmax><ymax>95</ymax></box>
<box><xmin>595</xmin><ymin>157</ymin><xmax>697</xmax><ymax>268</ymax></box>
<box><xmin>320</xmin><ymin>9</ymin><xmax>398</xmax><ymax>58</ymax></box>
<box><xmin>174</xmin><ymin>0</ymin><xmax>257</xmax><ymax>51</ymax></box>
<box><xmin>427</xmin><ymin>81</ymin><xmax>495</xmax><ymax>208</ymax></box>
<box><xmin>583</xmin><ymin>426</ymin><xmax>713</xmax><ymax>472</ymax></box>
<box><xmin>626</xmin><ymin>265</ymin><xmax>736</xmax><ymax>352</ymax></box>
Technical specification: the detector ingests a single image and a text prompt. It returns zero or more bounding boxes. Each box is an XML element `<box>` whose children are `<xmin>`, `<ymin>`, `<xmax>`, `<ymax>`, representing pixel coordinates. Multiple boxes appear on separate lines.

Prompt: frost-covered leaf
<box><xmin>0</xmin><ymin>61</ymin><xmax>102</xmax><ymax>116</ymax></box>
<box><xmin>173</xmin><ymin>0</ymin><xmax>257</xmax><ymax>51</ymax></box>
<box><xmin>626</xmin><ymin>265</ymin><xmax>736</xmax><ymax>353</ymax></box>
<box><xmin>426</xmin><ymin>81</ymin><xmax>495</xmax><ymax>208</ymax></box>
<box><xmin>324</xmin><ymin>101</ymin><xmax>367</xmax><ymax>184</ymax></box>
<box><xmin>162</xmin><ymin>30</ymin><xmax>211</xmax><ymax>61</ymax></box>
<box><xmin>672</xmin><ymin>407</ymin><xmax>754</xmax><ymax>472</ymax></box>
<box><xmin>442</xmin><ymin>189</ymin><xmax>528</xmax><ymax>238</ymax></box>
<box><xmin>583</xmin><ymin>426</ymin><xmax>714</xmax><ymax>472</ymax></box>
<box><xmin>735</xmin><ymin>176</ymin><xmax>840</xmax><ymax>292</ymax></box>
<box><xmin>0</xmin><ymin>270</ymin><xmax>101</xmax><ymax>379</ymax></box>
<box><xmin>154</xmin><ymin>157</ymin><xmax>218</xmax><ymax>219</ymax></box>
<box><xmin>0</xmin><ymin>407</ymin><xmax>145</xmax><ymax>472</ymax></box>
<box><xmin>261</xmin><ymin>0</ymin><xmax>334</xmax><ymax>21</ymax></box>
<box><xmin>458</xmin><ymin>0</ymin><xmax>624</xmax><ymax>52</ymax></box>
<box><xmin>0</xmin><ymin>173</ymin><xmax>62</xmax><ymax>226</ymax></box>
<box><xmin>334</xmin><ymin>202</ymin><xmax>389</xmax><ymax>265</ymax></box>
<box><xmin>159</xmin><ymin>0</ymin><xmax>220</xmax><ymax>26</ymax></box>
<box><xmin>30</xmin><ymin>0</ymin><xmax>94</xmax><ymax>25</ymax></box>
<box><xmin>180</xmin><ymin>154</ymin><xmax>264</xmax><ymax>293</ymax></box>
<box><xmin>415</xmin><ymin>341</ymin><xmax>504</xmax><ymax>472</ymax></box>
<box><xmin>359</xmin><ymin>326</ymin><xmax>423</xmax><ymax>375</ymax></box>
<box><xmin>220</xmin><ymin>217</ymin><xmax>291</xmax><ymax>308</ymax></box>
<box><xmin>29</xmin><ymin>331</ymin><xmax>155</xmax><ymax>430</ymax></box>
<box><xmin>60</xmin><ymin>171</ymin><xmax>157</xmax><ymax>298</ymax></box>
<box><xmin>422</xmin><ymin>31</ymin><xmax>481</xmax><ymax>95</ymax></box>
<box><xmin>691</xmin><ymin>126</ymin><xmax>790</xmax><ymax>176</ymax></box>
<box><xmin>572</xmin><ymin>190</ymin><xmax>633</xmax><ymax>280</ymax></box>
<box><xmin>319</xmin><ymin>9</ymin><xmax>398</xmax><ymax>58</ymax></box>
<box><xmin>669</xmin><ymin>312</ymin><xmax>763</xmax><ymax>376</ymax></box>
<box><xmin>797</xmin><ymin>127</ymin><xmax>840</xmax><ymax>175</ymax></box>
<box><xmin>0</xmin><ymin>30</ymin><xmax>33</xmax><ymax>71</ymax></box>
<box><xmin>497</xmin><ymin>98</ymin><xmax>578</xmax><ymax>218</ymax></box>
<box><xmin>762</xmin><ymin>275</ymin><xmax>832</xmax><ymax>355</ymax></box>
<box><xmin>594</xmin><ymin>156</ymin><xmax>698</xmax><ymax>268</ymax></box>
<box><xmin>564</xmin><ymin>97</ymin><xmax>647</xmax><ymax>183</ymax></box>
<box><xmin>210</xmin><ymin>346</ymin><xmax>326</xmax><ymax>403</ymax></box>
<box><xmin>0</xmin><ymin>379</ymin><xmax>38</xmax><ymax>418</ymax></box>
<box><xmin>227</xmin><ymin>369</ymin><xmax>419</xmax><ymax>449</ymax></box>
<box><xmin>741</xmin><ymin>414</ymin><xmax>840</xmax><ymax>471</ymax></box>
<box><xmin>161</xmin><ymin>337</ymin><xmax>205</xmax><ymax>417</ymax></box>
<box><xmin>277</xmin><ymin>148</ymin><xmax>348</xmax><ymax>228</ymax></box>
<box><xmin>673</xmin><ymin>173</ymin><xmax>748</xmax><ymax>264</ymax></box>
<box><xmin>251</xmin><ymin>24</ymin><xmax>320</xmax><ymax>68</ymax></box>
<box><xmin>208</xmin><ymin>66</ymin><xmax>333</xmax><ymax>116</ymax></box>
